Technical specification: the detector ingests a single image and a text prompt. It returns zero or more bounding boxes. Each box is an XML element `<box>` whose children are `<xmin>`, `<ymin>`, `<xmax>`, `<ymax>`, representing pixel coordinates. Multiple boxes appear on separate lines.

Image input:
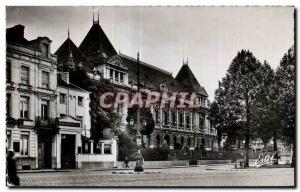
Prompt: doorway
<box><xmin>38</xmin><ymin>135</ymin><xmax>52</xmax><ymax>169</ymax></box>
<box><xmin>61</xmin><ymin>134</ymin><xmax>76</xmax><ymax>169</ymax></box>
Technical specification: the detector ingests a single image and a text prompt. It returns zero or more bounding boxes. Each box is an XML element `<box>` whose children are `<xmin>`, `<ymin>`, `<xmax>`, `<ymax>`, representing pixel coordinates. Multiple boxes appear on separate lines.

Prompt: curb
<box><xmin>17</xmin><ymin>163</ymin><xmax>234</xmax><ymax>173</ymax></box>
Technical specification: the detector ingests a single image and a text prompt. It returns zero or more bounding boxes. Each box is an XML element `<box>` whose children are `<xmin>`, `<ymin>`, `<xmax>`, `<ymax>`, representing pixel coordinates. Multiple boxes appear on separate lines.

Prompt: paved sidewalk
<box><xmin>18</xmin><ymin>163</ymin><xmax>236</xmax><ymax>173</ymax></box>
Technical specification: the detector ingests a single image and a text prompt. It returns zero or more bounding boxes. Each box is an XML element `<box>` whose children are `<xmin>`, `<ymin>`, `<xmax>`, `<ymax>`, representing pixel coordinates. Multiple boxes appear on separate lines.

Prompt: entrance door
<box><xmin>61</xmin><ymin>134</ymin><xmax>76</xmax><ymax>169</ymax></box>
<box><xmin>38</xmin><ymin>139</ymin><xmax>52</xmax><ymax>169</ymax></box>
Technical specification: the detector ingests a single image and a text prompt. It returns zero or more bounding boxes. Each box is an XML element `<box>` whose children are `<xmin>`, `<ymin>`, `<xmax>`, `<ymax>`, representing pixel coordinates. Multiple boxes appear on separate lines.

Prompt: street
<box><xmin>17</xmin><ymin>165</ymin><xmax>295</xmax><ymax>187</ymax></box>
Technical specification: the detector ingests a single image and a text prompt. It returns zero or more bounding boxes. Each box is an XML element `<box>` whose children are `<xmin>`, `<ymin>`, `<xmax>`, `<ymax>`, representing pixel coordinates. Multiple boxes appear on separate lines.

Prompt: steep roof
<box><xmin>175</xmin><ymin>64</ymin><xmax>208</xmax><ymax>97</ymax></box>
<box><xmin>120</xmin><ymin>54</ymin><xmax>182</xmax><ymax>92</ymax></box>
<box><xmin>79</xmin><ymin>22</ymin><xmax>118</xmax><ymax>61</ymax></box>
<box><xmin>57</xmin><ymin>76</ymin><xmax>89</xmax><ymax>92</ymax></box>
<box><xmin>55</xmin><ymin>37</ymin><xmax>90</xmax><ymax>69</ymax></box>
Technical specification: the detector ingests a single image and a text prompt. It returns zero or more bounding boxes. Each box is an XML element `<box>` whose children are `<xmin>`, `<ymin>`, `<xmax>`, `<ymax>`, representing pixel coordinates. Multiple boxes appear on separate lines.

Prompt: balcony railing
<box><xmin>6</xmin><ymin>117</ymin><xmax>21</xmax><ymax>126</ymax></box>
<box><xmin>35</xmin><ymin>116</ymin><xmax>59</xmax><ymax>132</ymax></box>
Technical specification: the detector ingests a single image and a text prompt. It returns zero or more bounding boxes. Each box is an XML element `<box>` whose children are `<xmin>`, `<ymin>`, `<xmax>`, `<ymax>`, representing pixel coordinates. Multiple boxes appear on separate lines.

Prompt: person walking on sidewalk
<box><xmin>124</xmin><ymin>156</ymin><xmax>129</xmax><ymax>168</ymax></box>
<box><xmin>6</xmin><ymin>150</ymin><xmax>20</xmax><ymax>186</ymax></box>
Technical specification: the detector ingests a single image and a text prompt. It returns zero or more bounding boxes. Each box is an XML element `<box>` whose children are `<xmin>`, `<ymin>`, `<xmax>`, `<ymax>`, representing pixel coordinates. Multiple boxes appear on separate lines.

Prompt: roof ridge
<box><xmin>120</xmin><ymin>53</ymin><xmax>172</xmax><ymax>76</ymax></box>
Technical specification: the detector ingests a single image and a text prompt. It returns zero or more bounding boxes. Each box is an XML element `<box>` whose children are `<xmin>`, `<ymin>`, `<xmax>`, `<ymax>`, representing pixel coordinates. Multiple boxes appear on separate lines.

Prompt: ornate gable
<box><xmin>107</xmin><ymin>55</ymin><xmax>128</xmax><ymax>69</ymax></box>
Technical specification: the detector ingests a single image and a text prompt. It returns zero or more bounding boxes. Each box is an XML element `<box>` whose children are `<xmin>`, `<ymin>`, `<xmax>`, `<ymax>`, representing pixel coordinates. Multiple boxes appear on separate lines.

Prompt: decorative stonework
<box><xmin>107</xmin><ymin>55</ymin><xmax>127</xmax><ymax>69</ymax></box>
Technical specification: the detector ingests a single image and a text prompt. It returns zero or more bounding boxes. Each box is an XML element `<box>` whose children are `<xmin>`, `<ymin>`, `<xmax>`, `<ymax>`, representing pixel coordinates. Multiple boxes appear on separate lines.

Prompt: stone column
<box><xmin>158</xmin><ymin>107</ymin><xmax>162</xmax><ymax>127</ymax></box>
<box><xmin>190</xmin><ymin>136</ymin><xmax>195</xmax><ymax>150</ymax></box>
<box><xmin>183</xmin><ymin>111</ymin><xmax>186</xmax><ymax>130</ymax></box>
<box><xmin>29</xmin><ymin>95</ymin><xmax>35</xmax><ymax>120</ymax></box>
<box><xmin>149</xmin><ymin>134</ymin><xmax>156</xmax><ymax>148</ymax></box>
<box><xmin>168</xmin><ymin>108</ymin><xmax>171</xmax><ymax>127</ymax></box>
<box><xmin>56</xmin><ymin>134</ymin><xmax>61</xmax><ymax>169</ymax></box>
<box><xmin>176</xmin><ymin>110</ymin><xmax>179</xmax><ymax>129</ymax></box>
<box><xmin>10</xmin><ymin>91</ymin><xmax>18</xmax><ymax>119</ymax></box>
<box><xmin>90</xmin><ymin>140</ymin><xmax>94</xmax><ymax>154</ymax></box>
<box><xmin>169</xmin><ymin>135</ymin><xmax>174</xmax><ymax>150</ymax></box>
<box><xmin>11</xmin><ymin>60</ymin><xmax>19</xmax><ymax>84</ymax></box>
<box><xmin>190</xmin><ymin>112</ymin><xmax>193</xmax><ymax>131</ymax></box>
<box><xmin>183</xmin><ymin>136</ymin><xmax>188</xmax><ymax>148</ymax></box>
<box><xmin>101</xmin><ymin>142</ymin><xmax>104</xmax><ymax>154</ymax></box>
<box><xmin>112</xmin><ymin>70</ymin><xmax>115</xmax><ymax>82</ymax></box>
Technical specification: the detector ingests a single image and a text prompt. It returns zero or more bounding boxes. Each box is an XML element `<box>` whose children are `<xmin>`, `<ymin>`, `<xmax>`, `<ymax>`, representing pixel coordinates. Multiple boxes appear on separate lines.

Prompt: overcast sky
<box><xmin>6</xmin><ymin>6</ymin><xmax>294</xmax><ymax>100</ymax></box>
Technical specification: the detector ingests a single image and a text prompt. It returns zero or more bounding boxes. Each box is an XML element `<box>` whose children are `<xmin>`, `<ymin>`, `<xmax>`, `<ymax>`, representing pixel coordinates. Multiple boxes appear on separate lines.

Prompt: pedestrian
<box><xmin>6</xmin><ymin>150</ymin><xmax>20</xmax><ymax>186</ymax></box>
<box><xmin>124</xmin><ymin>156</ymin><xmax>129</xmax><ymax>168</ymax></box>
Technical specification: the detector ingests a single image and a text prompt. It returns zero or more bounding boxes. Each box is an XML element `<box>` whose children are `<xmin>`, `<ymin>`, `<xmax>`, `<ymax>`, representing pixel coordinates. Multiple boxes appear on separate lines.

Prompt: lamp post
<box><xmin>134</xmin><ymin>52</ymin><xmax>143</xmax><ymax>172</ymax></box>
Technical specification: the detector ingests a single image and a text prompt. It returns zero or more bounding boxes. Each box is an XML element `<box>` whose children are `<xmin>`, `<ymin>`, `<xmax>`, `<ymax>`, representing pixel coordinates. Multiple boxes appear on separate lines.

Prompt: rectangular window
<box><xmin>110</xmin><ymin>69</ymin><xmax>113</xmax><ymax>81</ymax></box>
<box><xmin>115</xmin><ymin>71</ymin><xmax>119</xmax><ymax>82</ymax></box>
<box><xmin>84</xmin><ymin>142</ymin><xmax>89</xmax><ymax>153</ymax></box>
<box><xmin>164</xmin><ymin>111</ymin><xmax>168</xmax><ymax>125</ymax></box>
<box><xmin>6</xmin><ymin>130</ymin><xmax>11</xmax><ymax>149</ymax></box>
<box><xmin>172</xmin><ymin>112</ymin><xmax>176</xmax><ymax>126</ymax></box>
<box><xmin>155</xmin><ymin>110</ymin><xmax>159</xmax><ymax>124</ymax></box>
<box><xmin>186</xmin><ymin>115</ymin><xmax>190</xmax><ymax>127</ymax></box>
<box><xmin>199</xmin><ymin>117</ymin><xmax>204</xmax><ymax>130</ymax></box>
<box><xmin>20</xmin><ymin>133</ymin><xmax>29</xmax><ymax>156</ymax></box>
<box><xmin>120</xmin><ymin>73</ymin><xmax>124</xmax><ymax>83</ymax></box>
<box><xmin>104</xmin><ymin>144</ymin><xmax>111</xmax><ymax>154</ymax></box>
<box><xmin>6</xmin><ymin>61</ymin><xmax>11</xmax><ymax>82</ymax></box>
<box><xmin>43</xmin><ymin>43</ymin><xmax>49</xmax><ymax>57</ymax></box>
<box><xmin>78</xmin><ymin>96</ymin><xmax>83</xmax><ymax>106</ymax></box>
<box><xmin>20</xmin><ymin>96</ymin><xmax>29</xmax><ymax>118</ymax></box>
<box><xmin>41</xmin><ymin>100</ymin><xmax>49</xmax><ymax>119</ymax></box>
<box><xmin>94</xmin><ymin>142</ymin><xmax>102</xmax><ymax>154</ymax></box>
<box><xmin>21</xmin><ymin>66</ymin><xmax>29</xmax><ymax>84</ymax></box>
<box><xmin>60</xmin><ymin>93</ymin><xmax>66</xmax><ymax>104</ymax></box>
<box><xmin>42</xmin><ymin>71</ymin><xmax>49</xmax><ymax>88</ymax></box>
<box><xmin>179</xmin><ymin>113</ymin><xmax>183</xmax><ymax>127</ymax></box>
<box><xmin>13</xmin><ymin>142</ymin><xmax>20</xmax><ymax>153</ymax></box>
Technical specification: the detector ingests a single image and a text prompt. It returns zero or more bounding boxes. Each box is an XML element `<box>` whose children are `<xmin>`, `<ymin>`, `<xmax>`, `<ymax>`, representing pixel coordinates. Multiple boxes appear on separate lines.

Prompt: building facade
<box><xmin>6</xmin><ymin>25</ymin><xmax>93</xmax><ymax>170</ymax></box>
<box><xmin>55</xmin><ymin>17</ymin><xmax>218</xmax><ymax>152</ymax></box>
<box><xmin>6</xmin><ymin>25</ymin><xmax>58</xmax><ymax>169</ymax></box>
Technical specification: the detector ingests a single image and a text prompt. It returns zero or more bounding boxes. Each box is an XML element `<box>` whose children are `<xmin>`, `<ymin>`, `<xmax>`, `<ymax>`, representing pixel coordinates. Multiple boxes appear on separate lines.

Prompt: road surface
<box><xmin>17</xmin><ymin>165</ymin><xmax>294</xmax><ymax>187</ymax></box>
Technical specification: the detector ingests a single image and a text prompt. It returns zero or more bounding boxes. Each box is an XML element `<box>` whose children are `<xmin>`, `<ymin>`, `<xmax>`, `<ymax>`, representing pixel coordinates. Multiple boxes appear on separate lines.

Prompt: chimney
<box><xmin>6</xmin><ymin>24</ymin><xmax>25</xmax><ymax>43</ymax></box>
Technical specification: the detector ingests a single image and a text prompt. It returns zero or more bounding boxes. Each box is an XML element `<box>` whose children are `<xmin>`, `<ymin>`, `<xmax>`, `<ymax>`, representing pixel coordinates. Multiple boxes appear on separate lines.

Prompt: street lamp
<box><xmin>134</xmin><ymin>52</ymin><xmax>144</xmax><ymax>172</ymax></box>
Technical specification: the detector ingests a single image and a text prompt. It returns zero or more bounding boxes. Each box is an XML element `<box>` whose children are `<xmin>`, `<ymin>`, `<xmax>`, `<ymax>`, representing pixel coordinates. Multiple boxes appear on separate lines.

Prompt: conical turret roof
<box><xmin>55</xmin><ymin>37</ymin><xmax>90</xmax><ymax>70</ymax></box>
<box><xmin>175</xmin><ymin>64</ymin><xmax>208</xmax><ymax>97</ymax></box>
<box><xmin>79</xmin><ymin>22</ymin><xmax>118</xmax><ymax>61</ymax></box>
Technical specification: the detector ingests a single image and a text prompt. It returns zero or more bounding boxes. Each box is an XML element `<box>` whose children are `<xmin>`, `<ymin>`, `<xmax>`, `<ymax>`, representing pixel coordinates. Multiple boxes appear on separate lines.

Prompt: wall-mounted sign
<box><xmin>59</xmin><ymin>121</ymin><xmax>80</xmax><ymax>127</ymax></box>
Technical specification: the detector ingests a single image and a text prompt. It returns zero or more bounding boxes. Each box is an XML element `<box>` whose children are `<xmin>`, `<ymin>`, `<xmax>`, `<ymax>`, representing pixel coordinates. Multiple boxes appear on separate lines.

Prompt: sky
<box><xmin>6</xmin><ymin>6</ymin><xmax>294</xmax><ymax>101</ymax></box>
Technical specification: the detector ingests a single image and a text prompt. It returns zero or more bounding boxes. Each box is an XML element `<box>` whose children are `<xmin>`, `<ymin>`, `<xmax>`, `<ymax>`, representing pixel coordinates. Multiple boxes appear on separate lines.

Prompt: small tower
<box><xmin>67</xmin><ymin>28</ymin><xmax>75</xmax><ymax>69</ymax></box>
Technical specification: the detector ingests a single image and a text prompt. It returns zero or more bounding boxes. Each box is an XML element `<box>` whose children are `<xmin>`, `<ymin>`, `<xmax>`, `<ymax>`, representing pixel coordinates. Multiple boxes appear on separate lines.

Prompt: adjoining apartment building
<box><xmin>6</xmin><ymin>25</ymin><xmax>93</xmax><ymax>170</ymax></box>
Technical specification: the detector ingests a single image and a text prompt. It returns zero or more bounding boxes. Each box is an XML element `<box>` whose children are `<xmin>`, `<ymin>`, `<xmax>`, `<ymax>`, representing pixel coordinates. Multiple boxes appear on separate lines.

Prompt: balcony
<box><xmin>35</xmin><ymin>116</ymin><xmax>59</xmax><ymax>133</ymax></box>
<box><xmin>6</xmin><ymin>117</ymin><xmax>34</xmax><ymax>127</ymax></box>
<box><xmin>6</xmin><ymin>117</ymin><xmax>20</xmax><ymax>126</ymax></box>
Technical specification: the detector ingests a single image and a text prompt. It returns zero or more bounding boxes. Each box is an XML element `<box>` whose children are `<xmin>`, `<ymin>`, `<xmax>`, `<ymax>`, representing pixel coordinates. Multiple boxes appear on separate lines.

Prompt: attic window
<box><xmin>42</xmin><ymin>43</ymin><xmax>49</xmax><ymax>57</ymax></box>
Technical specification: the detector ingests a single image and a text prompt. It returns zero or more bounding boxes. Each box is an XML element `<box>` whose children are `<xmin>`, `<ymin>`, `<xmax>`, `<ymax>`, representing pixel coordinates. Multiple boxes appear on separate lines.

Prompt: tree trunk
<box><xmin>245</xmin><ymin>88</ymin><xmax>250</xmax><ymax>168</ymax></box>
<box><xmin>273</xmin><ymin>130</ymin><xmax>278</xmax><ymax>165</ymax></box>
<box><xmin>291</xmin><ymin>139</ymin><xmax>295</xmax><ymax>168</ymax></box>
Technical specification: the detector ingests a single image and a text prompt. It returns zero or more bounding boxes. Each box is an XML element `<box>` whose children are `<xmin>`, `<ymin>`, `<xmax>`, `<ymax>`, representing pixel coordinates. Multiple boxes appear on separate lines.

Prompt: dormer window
<box><xmin>109</xmin><ymin>69</ymin><xmax>113</xmax><ymax>81</ymax></box>
<box><xmin>115</xmin><ymin>71</ymin><xmax>119</xmax><ymax>82</ymax></box>
<box><xmin>120</xmin><ymin>73</ymin><xmax>124</xmax><ymax>83</ymax></box>
<box><xmin>42</xmin><ymin>43</ymin><xmax>49</xmax><ymax>57</ymax></box>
